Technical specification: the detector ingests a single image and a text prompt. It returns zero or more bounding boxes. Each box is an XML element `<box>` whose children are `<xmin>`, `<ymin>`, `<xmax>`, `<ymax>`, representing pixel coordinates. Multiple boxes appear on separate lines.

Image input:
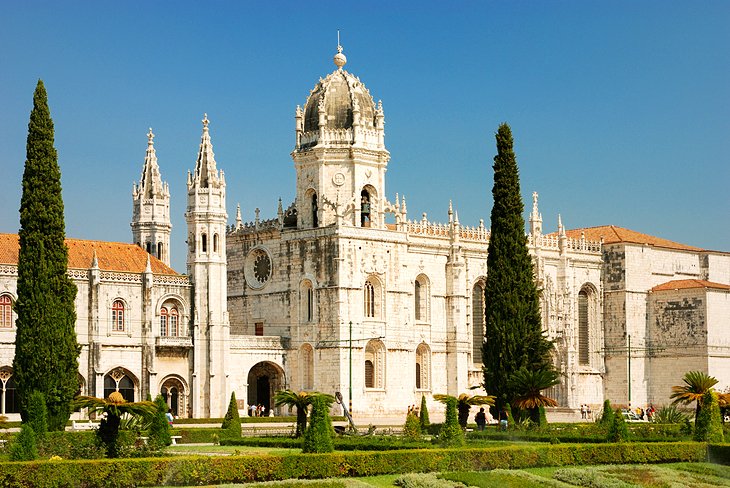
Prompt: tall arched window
<box><xmin>111</xmin><ymin>300</ymin><xmax>125</xmax><ymax>332</ymax></box>
<box><xmin>160</xmin><ymin>307</ymin><xmax>168</xmax><ymax>336</ymax></box>
<box><xmin>472</xmin><ymin>282</ymin><xmax>486</xmax><ymax>364</ymax></box>
<box><xmin>360</xmin><ymin>189</ymin><xmax>371</xmax><ymax>227</ymax></box>
<box><xmin>301</xmin><ymin>344</ymin><xmax>314</xmax><ymax>390</ymax></box>
<box><xmin>0</xmin><ymin>295</ymin><xmax>13</xmax><ymax>328</ymax></box>
<box><xmin>213</xmin><ymin>234</ymin><xmax>219</xmax><ymax>253</ymax></box>
<box><xmin>201</xmin><ymin>233</ymin><xmax>208</xmax><ymax>253</ymax></box>
<box><xmin>104</xmin><ymin>369</ymin><xmax>135</xmax><ymax>402</ymax></box>
<box><xmin>578</xmin><ymin>289</ymin><xmax>590</xmax><ymax>365</ymax></box>
<box><xmin>169</xmin><ymin>307</ymin><xmax>179</xmax><ymax>336</ymax></box>
<box><xmin>364</xmin><ymin>280</ymin><xmax>375</xmax><ymax>318</ymax></box>
<box><xmin>157</xmin><ymin>242</ymin><xmax>163</xmax><ymax>260</ymax></box>
<box><xmin>300</xmin><ymin>281</ymin><xmax>314</xmax><ymax>323</ymax></box>
<box><xmin>415</xmin><ymin>343</ymin><xmax>430</xmax><ymax>390</ymax></box>
<box><xmin>307</xmin><ymin>287</ymin><xmax>314</xmax><ymax>322</ymax></box>
<box><xmin>311</xmin><ymin>193</ymin><xmax>318</xmax><ymax>228</ymax></box>
<box><xmin>364</xmin><ymin>340</ymin><xmax>385</xmax><ymax>389</ymax></box>
<box><xmin>0</xmin><ymin>369</ymin><xmax>19</xmax><ymax>414</ymax></box>
<box><xmin>414</xmin><ymin>275</ymin><xmax>429</xmax><ymax>322</ymax></box>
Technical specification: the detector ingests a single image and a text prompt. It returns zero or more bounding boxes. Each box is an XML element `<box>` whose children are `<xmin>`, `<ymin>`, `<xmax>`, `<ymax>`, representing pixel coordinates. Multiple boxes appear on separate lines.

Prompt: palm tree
<box><xmin>434</xmin><ymin>393</ymin><xmax>495</xmax><ymax>429</ymax></box>
<box><xmin>73</xmin><ymin>392</ymin><xmax>156</xmax><ymax>457</ymax></box>
<box><xmin>274</xmin><ymin>390</ymin><xmax>336</xmax><ymax>438</ymax></box>
<box><xmin>670</xmin><ymin>370</ymin><xmax>718</xmax><ymax>423</ymax></box>
<box><xmin>508</xmin><ymin>367</ymin><xmax>560</xmax><ymax>424</ymax></box>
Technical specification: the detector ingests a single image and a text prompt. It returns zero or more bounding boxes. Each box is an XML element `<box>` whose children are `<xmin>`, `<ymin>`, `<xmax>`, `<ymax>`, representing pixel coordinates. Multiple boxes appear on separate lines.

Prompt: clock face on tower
<box><xmin>245</xmin><ymin>247</ymin><xmax>272</xmax><ymax>289</ymax></box>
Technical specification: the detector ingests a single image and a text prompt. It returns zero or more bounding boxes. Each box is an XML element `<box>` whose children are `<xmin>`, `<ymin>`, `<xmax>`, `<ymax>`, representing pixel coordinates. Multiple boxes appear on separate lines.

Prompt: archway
<box><xmin>247</xmin><ymin>361</ymin><xmax>285</xmax><ymax>415</ymax></box>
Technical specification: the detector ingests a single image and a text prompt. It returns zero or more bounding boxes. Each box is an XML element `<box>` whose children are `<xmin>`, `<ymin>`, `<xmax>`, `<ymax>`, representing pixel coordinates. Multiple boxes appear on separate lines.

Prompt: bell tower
<box><xmin>291</xmin><ymin>44</ymin><xmax>390</xmax><ymax>229</ymax></box>
<box><xmin>131</xmin><ymin>128</ymin><xmax>171</xmax><ymax>265</ymax></box>
<box><xmin>185</xmin><ymin>114</ymin><xmax>230</xmax><ymax>417</ymax></box>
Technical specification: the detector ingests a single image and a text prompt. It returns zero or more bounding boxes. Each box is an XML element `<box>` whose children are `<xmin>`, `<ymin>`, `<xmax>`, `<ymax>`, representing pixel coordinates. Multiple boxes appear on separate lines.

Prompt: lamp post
<box><xmin>627</xmin><ymin>334</ymin><xmax>631</xmax><ymax>406</ymax></box>
<box><xmin>349</xmin><ymin>320</ymin><xmax>353</xmax><ymax>415</ymax></box>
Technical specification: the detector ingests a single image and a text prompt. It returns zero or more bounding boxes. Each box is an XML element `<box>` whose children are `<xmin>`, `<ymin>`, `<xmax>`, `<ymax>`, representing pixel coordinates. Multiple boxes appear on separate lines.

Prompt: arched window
<box><xmin>578</xmin><ymin>289</ymin><xmax>589</xmax><ymax>365</ymax></box>
<box><xmin>311</xmin><ymin>193</ymin><xmax>318</xmax><ymax>228</ymax></box>
<box><xmin>146</xmin><ymin>242</ymin><xmax>152</xmax><ymax>254</ymax></box>
<box><xmin>301</xmin><ymin>344</ymin><xmax>314</xmax><ymax>390</ymax></box>
<box><xmin>0</xmin><ymin>369</ymin><xmax>19</xmax><ymax>414</ymax></box>
<box><xmin>201</xmin><ymin>234</ymin><xmax>208</xmax><ymax>253</ymax></box>
<box><xmin>104</xmin><ymin>369</ymin><xmax>135</xmax><ymax>402</ymax></box>
<box><xmin>364</xmin><ymin>280</ymin><xmax>375</xmax><ymax>318</ymax></box>
<box><xmin>360</xmin><ymin>189</ymin><xmax>371</xmax><ymax>227</ymax></box>
<box><xmin>0</xmin><ymin>295</ymin><xmax>13</xmax><ymax>328</ymax></box>
<box><xmin>169</xmin><ymin>307</ymin><xmax>179</xmax><ymax>336</ymax></box>
<box><xmin>160</xmin><ymin>307</ymin><xmax>168</xmax><ymax>336</ymax></box>
<box><xmin>364</xmin><ymin>340</ymin><xmax>385</xmax><ymax>389</ymax></box>
<box><xmin>157</xmin><ymin>242</ymin><xmax>163</xmax><ymax>260</ymax></box>
<box><xmin>415</xmin><ymin>343</ymin><xmax>430</xmax><ymax>390</ymax></box>
<box><xmin>300</xmin><ymin>281</ymin><xmax>315</xmax><ymax>323</ymax></box>
<box><xmin>414</xmin><ymin>275</ymin><xmax>429</xmax><ymax>322</ymax></box>
<box><xmin>160</xmin><ymin>376</ymin><xmax>187</xmax><ymax>418</ymax></box>
<box><xmin>111</xmin><ymin>300</ymin><xmax>125</xmax><ymax>332</ymax></box>
<box><xmin>472</xmin><ymin>282</ymin><xmax>486</xmax><ymax>364</ymax></box>
<box><xmin>213</xmin><ymin>234</ymin><xmax>219</xmax><ymax>253</ymax></box>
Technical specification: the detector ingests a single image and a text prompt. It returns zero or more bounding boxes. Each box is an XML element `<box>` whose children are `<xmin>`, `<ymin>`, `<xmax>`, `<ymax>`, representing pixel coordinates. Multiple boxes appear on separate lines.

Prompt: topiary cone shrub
<box><xmin>695</xmin><ymin>390</ymin><xmax>724</xmax><ymax>443</ymax></box>
<box><xmin>599</xmin><ymin>399</ymin><xmax>614</xmax><ymax>427</ymax></box>
<box><xmin>438</xmin><ymin>396</ymin><xmax>464</xmax><ymax>447</ymax></box>
<box><xmin>9</xmin><ymin>423</ymin><xmax>38</xmax><ymax>461</ymax></box>
<box><xmin>419</xmin><ymin>395</ymin><xmax>430</xmax><ymax>429</ymax></box>
<box><xmin>607</xmin><ymin>408</ymin><xmax>629</xmax><ymax>442</ymax></box>
<box><xmin>26</xmin><ymin>390</ymin><xmax>48</xmax><ymax>441</ymax></box>
<box><xmin>403</xmin><ymin>412</ymin><xmax>421</xmax><ymax>441</ymax></box>
<box><xmin>221</xmin><ymin>392</ymin><xmax>242</xmax><ymax>439</ymax></box>
<box><xmin>148</xmin><ymin>395</ymin><xmax>172</xmax><ymax>448</ymax></box>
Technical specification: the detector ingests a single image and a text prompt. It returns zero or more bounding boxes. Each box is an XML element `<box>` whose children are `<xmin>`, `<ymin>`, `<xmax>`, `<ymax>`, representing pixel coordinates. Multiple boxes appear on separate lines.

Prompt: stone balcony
<box><xmin>155</xmin><ymin>336</ymin><xmax>193</xmax><ymax>350</ymax></box>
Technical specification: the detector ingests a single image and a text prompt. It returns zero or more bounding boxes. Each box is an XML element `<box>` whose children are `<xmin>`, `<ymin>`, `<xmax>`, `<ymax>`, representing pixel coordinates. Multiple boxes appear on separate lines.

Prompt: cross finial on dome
<box><xmin>147</xmin><ymin>127</ymin><xmax>154</xmax><ymax>145</ymax></box>
<box><xmin>334</xmin><ymin>30</ymin><xmax>347</xmax><ymax>70</ymax></box>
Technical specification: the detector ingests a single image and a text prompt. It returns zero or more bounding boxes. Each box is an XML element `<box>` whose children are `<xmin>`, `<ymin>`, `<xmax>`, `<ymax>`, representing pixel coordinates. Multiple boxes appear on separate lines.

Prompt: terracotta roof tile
<box><xmin>0</xmin><ymin>233</ymin><xmax>180</xmax><ymax>275</ymax></box>
<box><xmin>651</xmin><ymin>279</ymin><xmax>730</xmax><ymax>292</ymax></box>
<box><xmin>555</xmin><ymin>225</ymin><xmax>704</xmax><ymax>252</ymax></box>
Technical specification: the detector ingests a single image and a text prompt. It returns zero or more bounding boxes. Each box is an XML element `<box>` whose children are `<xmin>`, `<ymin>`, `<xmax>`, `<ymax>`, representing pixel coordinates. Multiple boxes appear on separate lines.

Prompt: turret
<box><xmin>131</xmin><ymin>128</ymin><xmax>172</xmax><ymax>265</ymax></box>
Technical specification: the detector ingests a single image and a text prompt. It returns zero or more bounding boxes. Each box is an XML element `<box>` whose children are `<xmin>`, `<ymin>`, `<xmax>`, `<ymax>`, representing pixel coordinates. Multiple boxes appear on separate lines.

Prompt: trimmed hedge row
<box><xmin>0</xmin><ymin>442</ymin><xmax>707</xmax><ymax>487</ymax></box>
<box><xmin>221</xmin><ymin>436</ymin><xmax>433</xmax><ymax>451</ymax></box>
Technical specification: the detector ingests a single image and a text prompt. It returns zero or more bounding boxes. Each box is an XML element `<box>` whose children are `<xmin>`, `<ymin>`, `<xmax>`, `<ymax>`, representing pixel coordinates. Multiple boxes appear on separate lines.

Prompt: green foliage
<box><xmin>0</xmin><ymin>441</ymin><xmax>708</xmax><ymax>486</ymax></box>
<box><xmin>13</xmin><ymin>80</ymin><xmax>79</xmax><ymax>431</ymax></box>
<box><xmin>652</xmin><ymin>405</ymin><xmax>688</xmax><ymax>424</ymax></box>
<box><xmin>598</xmin><ymin>400</ymin><xmax>614</xmax><ymax>426</ymax></box>
<box><xmin>505</xmin><ymin>403</ymin><xmax>515</xmax><ymax>428</ymax></box>
<box><xmin>508</xmin><ymin>367</ymin><xmax>559</xmax><ymax>423</ymax></box>
<box><xmin>147</xmin><ymin>395</ymin><xmax>172</xmax><ymax>448</ymax></box>
<box><xmin>436</xmin><ymin>396</ymin><xmax>464</xmax><ymax>446</ymax></box>
<box><xmin>9</xmin><ymin>423</ymin><xmax>38</xmax><ymax>461</ymax></box>
<box><xmin>403</xmin><ymin>412</ymin><xmax>422</xmax><ymax>441</ymax></box>
<box><xmin>482</xmin><ymin>123</ymin><xmax>552</xmax><ymax>415</ymax></box>
<box><xmin>607</xmin><ymin>409</ymin><xmax>629</xmax><ymax>443</ymax></box>
<box><xmin>442</xmin><ymin>469</ymin><xmax>567</xmax><ymax>488</ymax></box>
<box><xmin>419</xmin><ymin>395</ymin><xmax>430</xmax><ymax>429</ymax></box>
<box><xmin>394</xmin><ymin>473</ymin><xmax>462</xmax><ymax>488</ymax></box>
<box><xmin>671</xmin><ymin>370</ymin><xmax>718</xmax><ymax>425</ymax></box>
<box><xmin>221</xmin><ymin>392</ymin><xmax>242</xmax><ymax>438</ymax></box>
<box><xmin>694</xmin><ymin>390</ymin><xmax>724</xmax><ymax>443</ymax></box>
<box><xmin>26</xmin><ymin>390</ymin><xmax>48</xmax><ymax>440</ymax></box>
<box><xmin>38</xmin><ymin>431</ymin><xmax>105</xmax><ymax>459</ymax></box>
<box><xmin>274</xmin><ymin>389</ymin><xmax>311</xmax><ymax>438</ymax></box>
<box><xmin>302</xmin><ymin>394</ymin><xmax>335</xmax><ymax>453</ymax></box>
<box><xmin>538</xmin><ymin>405</ymin><xmax>548</xmax><ymax>427</ymax></box>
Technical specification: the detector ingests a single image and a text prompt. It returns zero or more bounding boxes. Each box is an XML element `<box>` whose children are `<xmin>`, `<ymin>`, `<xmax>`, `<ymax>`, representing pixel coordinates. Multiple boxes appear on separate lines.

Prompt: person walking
<box><xmin>475</xmin><ymin>407</ymin><xmax>487</xmax><ymax>431</ymax></box>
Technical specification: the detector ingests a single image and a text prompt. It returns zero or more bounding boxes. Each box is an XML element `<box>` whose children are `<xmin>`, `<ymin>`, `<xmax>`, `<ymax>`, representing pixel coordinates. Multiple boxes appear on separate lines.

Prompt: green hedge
<box><xmin>172</xmin><ymin>428</ymin><xmax>224</xmax><ymax>444</ymax></box>
<box><xmin>0</xmin><ymin>442</ymin><xmax>707</xmax><ymax>487</ymax></box>
<box><xmin>221</xmin><ymin>436</ymin><xmax>433</xmax><ymax>451</ymax></box>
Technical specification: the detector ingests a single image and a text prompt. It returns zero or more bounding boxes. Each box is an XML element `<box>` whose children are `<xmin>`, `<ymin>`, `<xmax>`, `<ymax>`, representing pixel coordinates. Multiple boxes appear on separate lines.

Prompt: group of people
<box><xmin>406</xmin><ymin>404</ymin><xmax>421</xmax><ymax>417</ymax></box>
<box><xmin>580</xmin><ymin>404</ymin><xmax>593</xmax><ymax>420</ymax></box>
<box><xmin>634</xmin><ymin>404</ymin><xmax>655</xmax><ymax>421</ymax></box>
<box><xmin>248</xmin><ymin>404</ymin><xmax>271</xmax><ymax>417</ymax></box>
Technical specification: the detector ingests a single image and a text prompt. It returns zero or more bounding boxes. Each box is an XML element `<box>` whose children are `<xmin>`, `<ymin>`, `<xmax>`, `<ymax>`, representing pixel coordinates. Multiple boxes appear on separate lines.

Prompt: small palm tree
<box><xmin>508</xmin><ymin>367</ymin><xmax>560</xmax><ymax>424</ymax></box>
<box><xmin>434</xmin><ymin>393</ymin><xmax>495</xmax><ymax>429</ymax></box>
<box><xmin>274</xmin><ymin>390</ymin><xmax>312</xmax><ymax>438</ymax></box>
<box><xmin>670</xmin><ymin>371</ymin><xmax>718</xmax><ymax>423</ymax></box>
<box><xmin>73</xmin><ymin>392</ymin><xmax>156</xmax><ymax>458</ymax></box>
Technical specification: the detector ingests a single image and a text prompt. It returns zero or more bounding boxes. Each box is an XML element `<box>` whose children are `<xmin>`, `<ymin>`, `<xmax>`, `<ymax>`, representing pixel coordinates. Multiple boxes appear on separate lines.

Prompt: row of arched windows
<box><xmin>298</xmin><ymin>341</ymin><xmax>431</xmax><ymax>391</ymax></box>
<box><xmin>306</xmin><ymin>187</ymin><xmax>375</xmax><ymax>228</ymax></box>
<box><xmin>361</xmin><ymin>275</ymin><xmax>431</xmax><ymax>322</ymax></box>
<box><xmin>108</xmin><ymin>299</ymin><xmax>183</xmax><ymax>337</ymax></box>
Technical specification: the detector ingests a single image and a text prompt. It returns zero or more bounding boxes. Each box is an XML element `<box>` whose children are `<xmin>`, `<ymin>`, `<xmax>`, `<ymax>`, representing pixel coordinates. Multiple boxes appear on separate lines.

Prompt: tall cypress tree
<box><xmin>482</xmin><ymin>123</ymin><xmax>552</xmax><ymax>416</ymax></box>
<box><xmin>13</xmin><ymin>80</ymin><xmax>79</xmax><ymax>431</ymax></box>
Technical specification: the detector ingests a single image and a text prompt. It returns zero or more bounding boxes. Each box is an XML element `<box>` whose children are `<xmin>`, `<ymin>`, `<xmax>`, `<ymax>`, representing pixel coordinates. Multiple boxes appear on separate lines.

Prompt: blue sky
<box><xmin>1</xmin><ymin>1</ymin><xmax>728</xmax><ymax>271</ymax></box>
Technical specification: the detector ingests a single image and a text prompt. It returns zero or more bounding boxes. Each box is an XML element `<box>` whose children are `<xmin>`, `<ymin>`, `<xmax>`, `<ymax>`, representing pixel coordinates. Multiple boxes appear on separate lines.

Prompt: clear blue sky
<box><xmin>1</xmin><ymin>1</ymin><xmax>728</xmax><ymax>272</ymax></box>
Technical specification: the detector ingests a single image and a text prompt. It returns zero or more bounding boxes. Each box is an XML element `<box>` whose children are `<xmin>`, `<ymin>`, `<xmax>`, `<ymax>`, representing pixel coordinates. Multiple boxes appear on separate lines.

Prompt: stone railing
<box><xmin>0</xmin><ymin>265</ymin><xmax>18</xmax><ymax>276</ymax></box>
<box><xmin>153</xmin><ymin>275</ymin><xmax>191</xmax><ymax>286</ymax></box>
<box><xmin>404</xmin><ymin>219</ymin><xmax>490</xmax><ymax>243</ymax></box>
<box><xmin>100</xmin><ymin>271</ymin><xmax>143</xmax><ymax>283</ymax></box>
<box><xmin>530</xmin><ymin>234</ymin><xmax>602</xmax><ymax>253</ymax></box>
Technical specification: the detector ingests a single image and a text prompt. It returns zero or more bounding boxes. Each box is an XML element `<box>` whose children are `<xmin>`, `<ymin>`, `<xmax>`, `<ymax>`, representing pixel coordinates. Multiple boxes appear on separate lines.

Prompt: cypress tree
<box><xmin>221</xmin><ymin>392</ymin><xmax>242</xmax><ymax>438</ymax></box>
<box><xmin>13</xmin><ymin>80</ymin><xmax>79</xmax><ymax>431</ymax></box>
<box><xmin>419</xmin><ymin>394</ymin><xmax>430</xmax><ymax>429</ymax></box>
<box><xmin>482</xmin><ymin>123</ymin><xmax>552</xmax><ymax>416</ymax></box>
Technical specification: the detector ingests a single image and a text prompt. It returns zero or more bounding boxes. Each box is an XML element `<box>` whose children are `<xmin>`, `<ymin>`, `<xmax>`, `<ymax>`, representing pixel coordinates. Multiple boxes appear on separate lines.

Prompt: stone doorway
<box><xmin>247</xmin><ymin>361</ymin><xmax>285</xmax><ymax>415</ymax></box>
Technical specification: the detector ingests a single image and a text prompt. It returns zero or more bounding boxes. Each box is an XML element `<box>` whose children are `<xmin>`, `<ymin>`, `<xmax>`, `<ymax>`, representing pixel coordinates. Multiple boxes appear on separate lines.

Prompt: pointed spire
<box><xmin>235</xmin><ymin>203</ymin><xmax>242</xmax><ymax>229</ymax></box>
<box><xmin>192</xmin><ymin>113</ymin><xmax>219</xmax><ymax>188</ymax></box>
<box><xmin>91</xmin><ymin>249</ymin><xmax>99</xmax><ymax>269</ymax></box>
<box><xmin>558</xmin><ymin>214</ymin><xmax>565</xmax><ymax>236</ymax></box>
<box><xmin>448</xmin><ymin>200</ymin><xmax>453</xmax><ymax>222</ymax></box>
<box><xmin>277</xmin><ymin>198</ymin><xmax>284</xmax><ymax>220</ymax></box>
<box><xmin>401</xmin><ymin>195</ymin><xmax>407</xmax><ymax>215</ymax></box>
<box><xmin>137</xmin><ymin>127</ymin><xmax>164</xmax><ymax>198</ymax></box>
<box><xmin>145</xmin><ymin>254</ymin><xmax>152</xmax><ymax>274</ymax></box>
<box><xmin>334</xmin><ymin>30</ymin><xmax>347</xmax><ymax>70</ymax></box>
<box><xmin>454</xmin><ymin>210</ymin><xmax>460</xmax><ymax>226</ymax></box>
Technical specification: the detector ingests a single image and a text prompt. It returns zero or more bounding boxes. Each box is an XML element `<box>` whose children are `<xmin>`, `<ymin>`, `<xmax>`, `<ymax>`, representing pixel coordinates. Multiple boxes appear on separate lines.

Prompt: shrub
<box><xmin>9</xmin><ymin>423</ymin><xmax>38</xmax><ymax>461</ymax></box>
<box><xmin>221</xmin><ymin>392</ymin><xmax>242</xmax><ymax>439</ymax></box>
<box><xmin>403</xmin><ymin>412</ymin><xmax>422</xmax><ymax>441</ymax></box>
<box><xmin>599</xmin><ymin>399</ymin><xmax>614</xmax><ymax>426</ymax></box>
<box><xmin>538</xmin><ymin>405</ymin><xmax>547</xmax><ymax>427</ymax></box>
<box><xmin>607</xmin><ymin>408</ymin><xmax>629</xmax><ymax>443</ymax></box>
<box><xmin>38</xmin><ymin>431</ymin><xmax>105</xmax><ymax>459</ymax></box>
<box><xmin>505</xmin><ymin>403</ymin><xmax>515</xmax><ymax>428</ymax></box>
<box><xmin>147</xmin><ymin>395</ymin><xmax>172</xmax><ymax>448</ymax></box>
<box><xmin>419</xmin><ymin>395</ymin><xmax>430</xmax><ymax>429</ymax></box>
<box><xmin>653</xmin><ymin>405</ymin><xmax>688</xmax><ymax>424</ymax></box>
<box><xmin>302</xmin><ymin>395</ymin><xmax>334</xmax><ymax>453</ymax></box>
<box><xmin>695</xmin><ymin>390</ymin><xmax>724</xmax><ymax>443</ymax></box>
<box><xmin>26</xmin><ymin>390</ymin><xmax>48</xmax><ymax>441</ymax></box>
<box><xmin>437</xmin><ymin>397</ymin><xmax>464</xmax><ymax>447</ymax></box>
<box><xmin>394</xmin><ymin>472</ymin><xmax>463</xmax><ymax>488</ymax></box>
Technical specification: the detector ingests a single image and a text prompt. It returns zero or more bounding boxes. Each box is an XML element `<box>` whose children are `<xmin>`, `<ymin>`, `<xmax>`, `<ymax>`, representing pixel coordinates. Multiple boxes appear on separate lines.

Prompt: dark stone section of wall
<box><xmin>603</xmin><ymin>246</ymin><xmax>625</xmax><ymax>290</ymax></box>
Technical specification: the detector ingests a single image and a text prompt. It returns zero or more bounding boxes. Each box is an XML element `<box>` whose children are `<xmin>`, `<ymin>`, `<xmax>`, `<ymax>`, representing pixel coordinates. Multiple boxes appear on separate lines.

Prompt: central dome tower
<box><xmin>292</xmin><ymin>45</ymin><xmax>390</xmax><ymax>229</ymax></box>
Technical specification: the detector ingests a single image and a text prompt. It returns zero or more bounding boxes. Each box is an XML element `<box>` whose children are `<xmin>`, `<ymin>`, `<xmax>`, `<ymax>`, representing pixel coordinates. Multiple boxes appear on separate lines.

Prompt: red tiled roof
<box><xmin>557</xmin><ymin>225</ymin><xmax>704</xmax><ymax>252</ymax></box>
<box><xmin>0</xmin><ymin>233</ymin><xmax>180</xmax><ymax>275</ymax></box>
<box><xmin>651</xmin><ymin>279</ymin><xmax>730</xmax><ymax>292</ymax></box>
